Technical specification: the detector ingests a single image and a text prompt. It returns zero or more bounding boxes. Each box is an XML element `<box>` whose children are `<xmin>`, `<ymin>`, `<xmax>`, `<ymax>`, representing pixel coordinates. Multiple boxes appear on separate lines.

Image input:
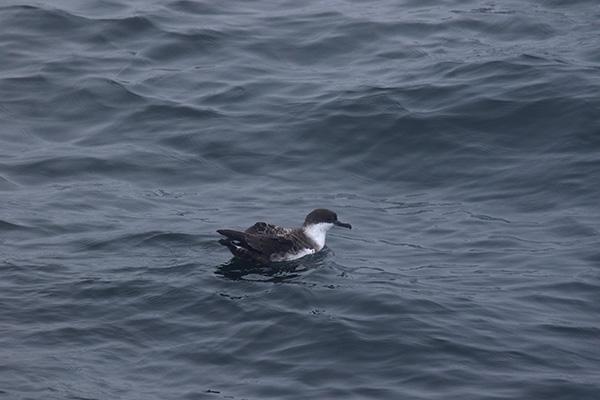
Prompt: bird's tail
<box><xmin>217</xmin><ymin>231</ymin><xmax>258</xmax><ymax>261</ymax></box>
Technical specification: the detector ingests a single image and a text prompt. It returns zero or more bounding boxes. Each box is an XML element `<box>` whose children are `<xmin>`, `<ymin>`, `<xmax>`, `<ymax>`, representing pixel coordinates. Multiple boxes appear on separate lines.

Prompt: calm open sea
<box><xmin>1</xmin><ymin>0</ymin><xmax>600</xmax><ymax>399</ymax></box>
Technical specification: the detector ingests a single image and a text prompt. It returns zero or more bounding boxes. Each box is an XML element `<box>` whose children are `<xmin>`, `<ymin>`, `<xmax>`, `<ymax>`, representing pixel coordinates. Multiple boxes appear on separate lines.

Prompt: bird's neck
<box><xmin>301</xmin><ymin>223</ymin><xmax>333</xmax><ymax>251</ymax></box>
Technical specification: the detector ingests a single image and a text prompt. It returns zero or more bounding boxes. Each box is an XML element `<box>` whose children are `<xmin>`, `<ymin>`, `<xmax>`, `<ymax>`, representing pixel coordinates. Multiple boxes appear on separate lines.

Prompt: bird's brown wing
<box><xmin>218</xmin><ymin>228</ymin><xmax>297</xmax><ymax>260</ymax></box>
<box><xmin>244</xmin><ymin>234</ymin><xmax>297</xmax><ymax>257</ymax></box>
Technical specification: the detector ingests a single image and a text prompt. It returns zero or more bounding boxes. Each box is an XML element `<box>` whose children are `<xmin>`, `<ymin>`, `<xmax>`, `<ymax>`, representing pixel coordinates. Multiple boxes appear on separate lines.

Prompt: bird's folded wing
<box><xmin>245</xmin><ymin>234</ymin><xmax>296</xmax><ymax>255</ymax></box>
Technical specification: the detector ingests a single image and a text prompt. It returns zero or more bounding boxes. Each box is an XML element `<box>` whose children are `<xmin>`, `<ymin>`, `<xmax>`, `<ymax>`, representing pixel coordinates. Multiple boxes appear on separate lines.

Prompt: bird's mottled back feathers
<box><xmin>244</xmin><ymin>222</ymin><xmax>292</xmax><ymax>236</ymax></box>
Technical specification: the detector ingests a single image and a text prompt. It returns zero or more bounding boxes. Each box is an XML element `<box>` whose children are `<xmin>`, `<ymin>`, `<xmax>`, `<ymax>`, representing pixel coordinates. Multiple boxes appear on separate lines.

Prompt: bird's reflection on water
<box><xmin>215</xmin><ymin>251</ymin><xmax>328</xmax><ymax>282</ymax></box>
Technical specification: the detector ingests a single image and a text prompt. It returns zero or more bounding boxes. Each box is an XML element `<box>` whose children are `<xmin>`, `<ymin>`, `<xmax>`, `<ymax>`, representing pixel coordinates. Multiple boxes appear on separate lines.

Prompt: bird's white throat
<box><xmin>302</xmin><ymin>222</ymin><xmax>334</xmax><ymax>251</ymax></box>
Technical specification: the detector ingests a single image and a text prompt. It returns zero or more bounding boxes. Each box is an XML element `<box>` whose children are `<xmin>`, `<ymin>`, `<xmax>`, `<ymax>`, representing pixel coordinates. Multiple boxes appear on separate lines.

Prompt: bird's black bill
<box><xmin>334</xmin><ymin>220</ymin><xmax>352</xmax><ymax>229</ymax></box>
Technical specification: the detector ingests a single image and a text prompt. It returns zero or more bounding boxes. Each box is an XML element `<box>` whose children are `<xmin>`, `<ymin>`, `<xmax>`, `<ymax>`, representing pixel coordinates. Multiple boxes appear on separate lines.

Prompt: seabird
<box><xmin>217</xmin><ymin>208</ymin><xmax>352</xmax><ymax>264</ymax></box>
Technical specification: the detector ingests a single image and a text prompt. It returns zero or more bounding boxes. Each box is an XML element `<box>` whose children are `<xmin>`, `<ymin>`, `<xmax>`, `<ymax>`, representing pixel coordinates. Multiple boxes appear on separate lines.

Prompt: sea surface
<box><xmin>1</xmin><ymin>0</ymin><xmax>600</xmax><ymax>399</ymax></box>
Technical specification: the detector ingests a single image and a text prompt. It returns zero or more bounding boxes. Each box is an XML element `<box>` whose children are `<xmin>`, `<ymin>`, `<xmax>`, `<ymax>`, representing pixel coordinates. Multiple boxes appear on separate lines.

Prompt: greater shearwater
<box><xmin>217</xmin><ymin>209</ymin><xmax>352</xmax><ymax>264</ymax></box>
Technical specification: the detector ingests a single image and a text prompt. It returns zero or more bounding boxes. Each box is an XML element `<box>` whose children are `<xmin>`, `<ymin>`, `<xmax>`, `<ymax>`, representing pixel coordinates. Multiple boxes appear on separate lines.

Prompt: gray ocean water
<box><xmin>1</xmin><ymin>1</ymin><xmax>600</xmax><ymax>399</ymax></box>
